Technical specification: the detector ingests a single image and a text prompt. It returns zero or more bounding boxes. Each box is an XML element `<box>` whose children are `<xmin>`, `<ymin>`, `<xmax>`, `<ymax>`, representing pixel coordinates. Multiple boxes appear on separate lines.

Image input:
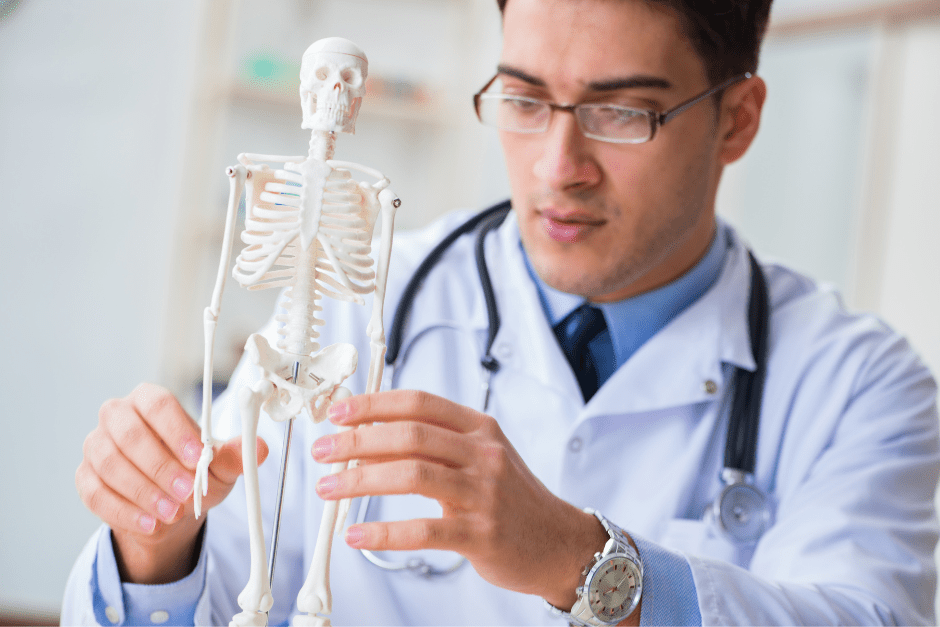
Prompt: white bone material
<box><xmin>193</xmin><ymin>38</ymin><xmax>400</xmax><ymax>627</ymax></box>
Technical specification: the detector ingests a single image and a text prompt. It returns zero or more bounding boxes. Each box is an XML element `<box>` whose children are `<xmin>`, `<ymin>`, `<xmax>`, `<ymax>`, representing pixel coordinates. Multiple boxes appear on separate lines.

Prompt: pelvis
<box><xmin>245</xmin><ymin>333</ymin><xmax>357</xmax><ymax>422</ymax></box>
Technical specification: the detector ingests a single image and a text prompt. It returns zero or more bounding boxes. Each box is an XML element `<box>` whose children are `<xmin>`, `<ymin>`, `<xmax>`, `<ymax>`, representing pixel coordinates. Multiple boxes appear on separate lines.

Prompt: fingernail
<box><xmin>157</xmin><ymin>498</ymin><xmax>179</xmax><ymax>521</ymax></box>
<box><xmin>139</xmin><ymin>514</ymin><xmax>156</xmax><ymax>533</ymax></box>
<box><xmin>173</xmin><ymin>476</ymin><xmax>193</xmax><ymax>500</ymax></box>
<box><xmin>313</xmin><ymin>436</ymin><xmax>334</xmax><ymax>461</ymax></box>
<box><xmin>328</xmin><ymin>402</ymin><xmax>349</xmax><ymax>424</ymax></box>
<box><xmin>316</xmin><ymin>474</ymin><xmax>338</xmax><ymax>496</ymax></box>
<box><xmin>345</xmin><ymin>525</ymin><xmax>363</xmax><ymax>547</ymax></box>
<box><xmin>183</xmin><ymin>441</ymin><xmax>201</xmax><ymax>465</ymax></box>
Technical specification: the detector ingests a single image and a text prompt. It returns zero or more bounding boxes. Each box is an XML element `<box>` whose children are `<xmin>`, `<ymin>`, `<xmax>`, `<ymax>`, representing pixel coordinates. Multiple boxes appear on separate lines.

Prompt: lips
<box><xmin>540</xmin><ymin>209</ymin><xmax>605</xmax><ymax>243</ymax></box>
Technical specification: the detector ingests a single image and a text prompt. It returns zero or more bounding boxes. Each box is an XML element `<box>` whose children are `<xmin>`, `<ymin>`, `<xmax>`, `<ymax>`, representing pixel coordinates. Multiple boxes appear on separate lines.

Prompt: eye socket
<box><xmin>340</xmin><ymin>68</ymin><xmax>355</xmax><ymax>83</ymax></box>
<box><xmin>315</xmin><ymin>67</ymin><xmax>329</xmax><ymax>81</ymax></box>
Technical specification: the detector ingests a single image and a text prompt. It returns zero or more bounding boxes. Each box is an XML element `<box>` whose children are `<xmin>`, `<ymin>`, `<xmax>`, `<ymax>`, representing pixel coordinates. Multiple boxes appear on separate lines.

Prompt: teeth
<box><xmin>316</xmin><ymin>102</ymin><xmax>348</xmax><ymax>125</ymax></box>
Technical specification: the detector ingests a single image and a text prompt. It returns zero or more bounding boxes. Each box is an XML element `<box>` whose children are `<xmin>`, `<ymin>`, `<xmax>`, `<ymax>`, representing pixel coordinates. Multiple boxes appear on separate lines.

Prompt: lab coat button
<box><xmin>703</xmin><ymin>380</ymin><xmax>718</xmax><ymax>394</ymax></box>
<box><xmin>105</xmin><ymin>606</ymin><xmax>120</xmax><ymax>624</ymax></box>
<box><xmin>150</xmin><ymin>611</ymin><xmax>170</xmax><ymax>624</ymax></box>
<box><xmin>568</xmin><ymin>437</ymin><xmax>583</xmax><ymax>453</ymax></box>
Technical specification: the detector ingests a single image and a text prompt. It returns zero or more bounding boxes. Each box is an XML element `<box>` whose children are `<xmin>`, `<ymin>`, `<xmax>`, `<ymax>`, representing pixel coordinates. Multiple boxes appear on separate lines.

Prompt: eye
<box><xmin>593</xmin><ymin>105</ymin><xmax>643</xmax><ymax>125</ymax></box>
<box><xmin>505</xmin><ymin>97</ymin><xmax>544</xmax><ymax>115</ymax></box>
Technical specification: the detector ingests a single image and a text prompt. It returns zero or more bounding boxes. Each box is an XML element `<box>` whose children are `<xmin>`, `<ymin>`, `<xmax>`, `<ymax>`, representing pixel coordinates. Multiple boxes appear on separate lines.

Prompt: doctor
<box><xmin>68</xmin><ymin>0</ymin><xmax>940</xmax><ymax>624</ymax></box>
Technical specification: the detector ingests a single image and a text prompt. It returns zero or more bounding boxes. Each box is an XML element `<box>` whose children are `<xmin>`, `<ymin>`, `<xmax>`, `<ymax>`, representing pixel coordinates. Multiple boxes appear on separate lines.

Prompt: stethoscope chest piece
<box><xmin>708</xmin><ymin>468</ymin><xmax>770</xmax><ymax>544</ymax></box>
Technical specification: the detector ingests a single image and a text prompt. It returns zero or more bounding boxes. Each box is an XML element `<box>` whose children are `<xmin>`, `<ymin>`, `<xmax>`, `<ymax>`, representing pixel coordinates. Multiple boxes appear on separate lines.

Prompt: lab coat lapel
<box><xmin>586</xmin><ymin>228</ymin><xmax>758</xmax><ymax>419</ymax></box>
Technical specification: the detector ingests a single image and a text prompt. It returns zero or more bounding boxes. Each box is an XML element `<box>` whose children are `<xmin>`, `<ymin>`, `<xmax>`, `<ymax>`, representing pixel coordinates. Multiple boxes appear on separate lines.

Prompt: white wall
<box><xmin>0</xmin><ymin>0</ymin><xmax>207</xmax><ymax>613</ymax></box>
<box><xmin>871</xmin><ymin>22</ymin><xmax>940</xmax><ymax>377</ymax></box>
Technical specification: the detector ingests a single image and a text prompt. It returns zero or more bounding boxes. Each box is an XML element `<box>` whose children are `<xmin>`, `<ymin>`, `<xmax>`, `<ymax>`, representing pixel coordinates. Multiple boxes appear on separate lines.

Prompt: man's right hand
<box><xmin>75</xmin><ymin>383</ymin><xmax>268</xmax><ymax>584</ymax></box>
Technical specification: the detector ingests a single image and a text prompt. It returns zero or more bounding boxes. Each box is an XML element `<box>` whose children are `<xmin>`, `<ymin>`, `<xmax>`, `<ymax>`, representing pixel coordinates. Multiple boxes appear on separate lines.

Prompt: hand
<box><xmin>75</xmin><ymin>383</ymin><xmax>268</xmax><ymax>584</ymax></box>
<box><xmin>310</xmin><ymin>389</ymin><xmax>609</xmax><ymax>609</ymax></box>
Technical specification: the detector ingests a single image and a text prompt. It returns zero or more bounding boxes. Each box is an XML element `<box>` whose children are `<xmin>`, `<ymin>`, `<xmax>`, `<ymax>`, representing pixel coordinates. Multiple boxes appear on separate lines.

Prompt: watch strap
<box><xmin>543</xmin><ymin>509</ymin><xmax>643</xmax><ymax>626</ymax></box>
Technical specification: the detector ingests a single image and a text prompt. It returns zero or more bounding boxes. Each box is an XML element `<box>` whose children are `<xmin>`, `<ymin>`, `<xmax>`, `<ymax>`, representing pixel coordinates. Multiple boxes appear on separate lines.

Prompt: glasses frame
<box><xmin>473</xmin><ymin>72</ymin><xmax>752</xmax><ymax>144</ymax></box>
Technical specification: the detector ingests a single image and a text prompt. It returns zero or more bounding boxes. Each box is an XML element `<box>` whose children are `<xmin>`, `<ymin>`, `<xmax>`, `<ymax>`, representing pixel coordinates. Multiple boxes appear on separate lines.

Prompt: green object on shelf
<box><xmin>241</xmin><ymin>51</ymin><xmax>300</xmax><ymax>90</ymax></box>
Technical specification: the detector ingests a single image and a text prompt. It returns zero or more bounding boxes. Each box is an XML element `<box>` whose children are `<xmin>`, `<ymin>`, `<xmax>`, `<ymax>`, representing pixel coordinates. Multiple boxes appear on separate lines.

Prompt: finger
<box><xmin>330</xmin><ymin>390</ymin><xmax>485</xmax><ymax>433</ymax></box>
<box><xmin>313</xmin><ymin>421</ymin><xmax>473</xmax><ymax>468</ymax></box>
<box><xmin>76</xmin><ymin>459</ymin><xmax>160</xmax><ymax>536</ymax></box>
<box><xmin>127</xmin><ymin>383</ymin><xmax>203</xmax><ymax>470</ymax></box>
<box><xmin>85</xmin><ymin>429</ymin><xmax>184</xmax><ymax>524</ymax></box>
<box><xmin>102</xmin><ymin>397</ymin><xmax>196</xmax><ymax>508</ymax></box>
<box><xmin>343</xmin><ymin>518</ymin><xmax>470</xmax><ymax>554</ymax></box>
<box><xmin>209</xmin><ymin>436</ymin><xmax>269</xmax><ymax>487</ymax></box>
<box><xmin>316</xmin><ymin>459</ymin><xmax>476</xmax><ymax>508</ymax></box>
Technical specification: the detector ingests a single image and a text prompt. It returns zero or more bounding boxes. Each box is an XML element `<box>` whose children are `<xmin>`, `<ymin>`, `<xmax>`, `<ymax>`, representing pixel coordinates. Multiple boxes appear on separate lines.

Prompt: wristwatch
<box><xmin>544</xmin><ymin>509</ymin><xmax>643</xmax><ymax>626</ymax></box>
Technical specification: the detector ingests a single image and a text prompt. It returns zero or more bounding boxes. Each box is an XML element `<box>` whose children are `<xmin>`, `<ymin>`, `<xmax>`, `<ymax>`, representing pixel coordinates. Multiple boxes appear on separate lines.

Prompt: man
<box><xmin>65</xmin><ymin>0</ymin><xmax>940</xmax><ymax>624</ymax></box>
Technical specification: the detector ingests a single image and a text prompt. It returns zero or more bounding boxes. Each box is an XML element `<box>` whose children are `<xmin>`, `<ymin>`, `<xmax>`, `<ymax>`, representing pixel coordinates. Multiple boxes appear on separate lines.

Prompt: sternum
<box><xmin>282</xmin><ymin>131</ymin><xmax>336</xmax><ymax>358</ymax></box>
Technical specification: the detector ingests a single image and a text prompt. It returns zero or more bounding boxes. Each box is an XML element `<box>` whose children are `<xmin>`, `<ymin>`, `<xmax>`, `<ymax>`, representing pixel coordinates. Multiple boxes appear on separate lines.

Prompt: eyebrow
<box><xmin>496</xmin><ymin>63</ymin><xmax>672</xmax><ymax>92</ymax></box>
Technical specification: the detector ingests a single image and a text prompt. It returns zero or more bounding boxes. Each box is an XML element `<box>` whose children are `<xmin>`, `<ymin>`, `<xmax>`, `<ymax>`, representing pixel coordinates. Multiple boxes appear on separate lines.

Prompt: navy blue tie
<box><xmin>554</xmin><ymin>304</ymin><xmax>609</xmax><ymax>402</ymax></box>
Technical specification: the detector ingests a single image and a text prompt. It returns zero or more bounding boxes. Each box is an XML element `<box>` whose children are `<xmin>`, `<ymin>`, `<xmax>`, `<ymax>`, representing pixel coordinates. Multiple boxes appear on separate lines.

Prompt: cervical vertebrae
<box><xmin>193</xmin><ymin>37</ymin><xmax>400</xmax><ymax>627</ymax></box>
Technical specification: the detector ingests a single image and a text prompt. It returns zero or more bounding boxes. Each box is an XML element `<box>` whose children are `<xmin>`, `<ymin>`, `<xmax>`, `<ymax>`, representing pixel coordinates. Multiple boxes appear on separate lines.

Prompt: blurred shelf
<box><xmin>227</xmin><ymin>76</ymin><xmax>453</xmax><ymax>125</ymax></box>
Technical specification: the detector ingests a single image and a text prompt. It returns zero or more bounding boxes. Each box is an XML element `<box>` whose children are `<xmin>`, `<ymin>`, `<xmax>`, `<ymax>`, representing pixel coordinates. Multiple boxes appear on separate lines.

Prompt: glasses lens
<box><xmin>578</xmin><ymin>105</ymin><xmax>652</xmax><ymax>143</ymax></box>
<box><xmin>477</xmin><ymin>95</ymin><xmax>550</xmax><ymax>133</ymax></box>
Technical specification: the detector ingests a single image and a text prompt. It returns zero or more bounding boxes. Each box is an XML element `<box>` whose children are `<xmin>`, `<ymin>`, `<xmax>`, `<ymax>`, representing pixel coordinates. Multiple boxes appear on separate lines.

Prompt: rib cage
<box><xmin>233</xmin><ymin>166</ymin><xmax>379</xmax><ymax>356</ymax></box>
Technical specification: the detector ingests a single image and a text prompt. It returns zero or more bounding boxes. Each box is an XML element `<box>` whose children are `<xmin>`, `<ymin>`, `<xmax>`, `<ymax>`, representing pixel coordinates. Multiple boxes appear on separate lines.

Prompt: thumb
<box><xmin>210</xmin><ymin>436</ymin><xmax>269</xmax><ymax>486</ymax></box>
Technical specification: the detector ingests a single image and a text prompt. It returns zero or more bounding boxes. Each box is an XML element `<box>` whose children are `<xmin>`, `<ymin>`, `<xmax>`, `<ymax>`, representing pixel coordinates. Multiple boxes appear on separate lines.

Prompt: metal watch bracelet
<box><xmin>543</xmin><ymin>508</ymin><xmax>643</xmax><ymax>626</ymax></box>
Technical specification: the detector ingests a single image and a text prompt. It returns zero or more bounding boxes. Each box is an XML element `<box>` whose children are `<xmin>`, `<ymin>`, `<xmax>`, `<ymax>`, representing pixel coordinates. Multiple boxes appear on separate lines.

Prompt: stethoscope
<box><xmin>356</xmin><ymin>199</ymin><xmax>772</xmax><ymax>577</ymax></box>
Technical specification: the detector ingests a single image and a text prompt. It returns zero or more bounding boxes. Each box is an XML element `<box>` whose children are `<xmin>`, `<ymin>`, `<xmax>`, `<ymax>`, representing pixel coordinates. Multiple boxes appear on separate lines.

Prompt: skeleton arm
<box><xmin>194</xmin><ymin>164</ymin><xmax>247</xmax><ymax>518</ymax></box>
<box><xmin>366</xmin><ymin>184</ymin><xmax>400</xmax><ymax>394</ymax></box>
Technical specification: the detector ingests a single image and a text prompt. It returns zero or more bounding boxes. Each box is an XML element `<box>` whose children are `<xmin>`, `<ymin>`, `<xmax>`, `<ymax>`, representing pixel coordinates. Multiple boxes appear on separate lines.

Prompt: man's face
<box><xmin>499</xmin><ymin>0</ymin><xmax>727</xmax><ymax>302</ymax></box>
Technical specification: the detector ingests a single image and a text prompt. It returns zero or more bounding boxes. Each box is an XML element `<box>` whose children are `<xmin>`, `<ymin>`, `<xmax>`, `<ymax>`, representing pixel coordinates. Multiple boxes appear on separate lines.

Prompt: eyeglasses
<box><xmin>473</xmin><ymin>72</ymin><xmax>751</xmax><ymax>144</ymax></box>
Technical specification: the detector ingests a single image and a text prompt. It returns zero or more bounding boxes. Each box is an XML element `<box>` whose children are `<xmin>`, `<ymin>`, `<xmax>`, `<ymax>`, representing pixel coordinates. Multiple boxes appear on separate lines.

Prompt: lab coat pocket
<box><xmin>659</xmin><ymin>518</ymin><xmax>756</xmax><ymax>568</ymax></box>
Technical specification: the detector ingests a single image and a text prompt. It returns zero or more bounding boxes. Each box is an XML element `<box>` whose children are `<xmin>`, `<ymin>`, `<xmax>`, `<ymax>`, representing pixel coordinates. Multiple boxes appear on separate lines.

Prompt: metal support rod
<box><xmin>268</xmin><ymin>361</ymin><xmax>300</xmax><ymax>589</ymax></box>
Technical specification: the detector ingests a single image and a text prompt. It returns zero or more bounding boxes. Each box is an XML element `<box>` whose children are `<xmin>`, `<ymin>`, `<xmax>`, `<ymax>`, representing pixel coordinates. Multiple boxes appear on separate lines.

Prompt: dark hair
<box><xmin>495</xmin><ymin>0</ymin><xmax>773</xmax><ymax>87</ymax></box>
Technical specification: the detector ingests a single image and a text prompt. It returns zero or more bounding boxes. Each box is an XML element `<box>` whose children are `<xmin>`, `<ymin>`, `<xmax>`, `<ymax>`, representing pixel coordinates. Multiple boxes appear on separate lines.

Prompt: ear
<box><xmin>717</xmin><ymin>75</ymin><xmax>767</xmax><ymax>165</ymax></box>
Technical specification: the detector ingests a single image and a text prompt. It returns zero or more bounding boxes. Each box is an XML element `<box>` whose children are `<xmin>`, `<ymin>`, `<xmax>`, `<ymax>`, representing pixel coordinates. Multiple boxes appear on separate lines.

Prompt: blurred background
<box><xmin>0</xmin><ymin>0</ymin><xmax>937</xmax><ymax>623</ymax></box>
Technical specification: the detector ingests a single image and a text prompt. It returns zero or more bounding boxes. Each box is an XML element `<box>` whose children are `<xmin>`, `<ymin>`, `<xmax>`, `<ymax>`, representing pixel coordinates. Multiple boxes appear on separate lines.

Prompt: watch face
<box><xmin>588</xmin><ymin>556</ymin><xmax>639</xmax><ymax>621</ymax></box>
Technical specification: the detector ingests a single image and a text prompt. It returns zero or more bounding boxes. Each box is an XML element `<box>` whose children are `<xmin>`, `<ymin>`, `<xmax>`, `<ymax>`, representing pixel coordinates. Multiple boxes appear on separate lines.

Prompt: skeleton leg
<box><xmin>231</xmin><ymin>379</ymin><xmax>277</xmax><ymax>627</ymax></box>
<box><xmin>294</xmin><ymin>386</ymin><xmax>353</xmax><ymax>627</ymax></box>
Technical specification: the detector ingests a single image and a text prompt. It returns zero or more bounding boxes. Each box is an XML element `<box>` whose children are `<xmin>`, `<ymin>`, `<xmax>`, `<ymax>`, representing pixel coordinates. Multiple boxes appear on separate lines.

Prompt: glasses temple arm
<box><xmin>659</xmin><ymin>72</ymin><xmax>752</xmax><ymax>126</ymax></box>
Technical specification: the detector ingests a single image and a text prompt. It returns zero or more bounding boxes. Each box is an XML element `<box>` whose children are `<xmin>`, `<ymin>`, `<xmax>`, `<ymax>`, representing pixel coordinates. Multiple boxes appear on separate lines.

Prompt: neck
<box><xmin>308</xmin><ymin>131</ymin><xmax>336</xmax><ymax>162</ymax></box>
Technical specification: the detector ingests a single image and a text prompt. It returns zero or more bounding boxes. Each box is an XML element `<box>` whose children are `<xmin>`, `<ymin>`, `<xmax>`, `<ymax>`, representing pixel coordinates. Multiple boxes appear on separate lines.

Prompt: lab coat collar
<box><xmin>390</xmin><ymin>210</ymin><xmax>758</xmax><ymax>417</ymax></box>
<box><xmin>493</xmin><ymin>213</ymin><xmax>758</xmax><ymax>417</ymax></box>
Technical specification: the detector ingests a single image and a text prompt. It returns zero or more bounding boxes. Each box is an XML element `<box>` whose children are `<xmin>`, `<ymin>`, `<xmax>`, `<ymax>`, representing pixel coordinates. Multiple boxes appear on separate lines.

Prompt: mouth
<box><xmin>539</xmin><ymin>208</ymin><xmax>605</xmax><ymax>243</ymax></box>
<box><xmin>317</xmin><ymin>101</ymin><xmax>349</xmax><ymax>126</ymax></box>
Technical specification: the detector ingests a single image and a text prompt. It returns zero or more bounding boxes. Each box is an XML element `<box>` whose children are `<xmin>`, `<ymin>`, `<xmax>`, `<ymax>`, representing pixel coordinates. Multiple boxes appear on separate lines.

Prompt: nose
<box><xmin>532</xmin><ymin>110</ymin><xmax>601</xmax><ymax>192</ymax></box>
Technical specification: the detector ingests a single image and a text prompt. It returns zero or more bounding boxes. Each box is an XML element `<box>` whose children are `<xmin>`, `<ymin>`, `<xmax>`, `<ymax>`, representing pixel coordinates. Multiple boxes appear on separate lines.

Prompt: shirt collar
<box><xmin>524</xmin><ymin>222</ymin><xmax>730</xmax><ymax>369</ymax></box>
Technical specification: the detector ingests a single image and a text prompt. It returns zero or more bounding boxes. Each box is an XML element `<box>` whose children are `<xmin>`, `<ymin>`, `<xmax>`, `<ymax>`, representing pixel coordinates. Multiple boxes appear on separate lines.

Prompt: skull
<box><xmin>299</xmin><ymin>37</ymin><xmax>368</xmax><ymax>134</ymax></box>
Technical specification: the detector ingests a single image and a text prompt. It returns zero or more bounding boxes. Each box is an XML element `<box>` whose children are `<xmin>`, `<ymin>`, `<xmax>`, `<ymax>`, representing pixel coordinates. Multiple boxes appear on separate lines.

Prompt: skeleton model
<box><xmin>193</xmin><ymin>38</ymin><xmax>400</xmax><ymax>627</ymax></box>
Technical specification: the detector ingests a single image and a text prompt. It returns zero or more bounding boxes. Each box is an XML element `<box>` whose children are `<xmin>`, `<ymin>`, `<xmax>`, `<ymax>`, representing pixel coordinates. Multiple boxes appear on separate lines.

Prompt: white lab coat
<box><xmin>63</xmin><ymin>210</ymin><xmax>939</xmax><ymax>626</ymax></box>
